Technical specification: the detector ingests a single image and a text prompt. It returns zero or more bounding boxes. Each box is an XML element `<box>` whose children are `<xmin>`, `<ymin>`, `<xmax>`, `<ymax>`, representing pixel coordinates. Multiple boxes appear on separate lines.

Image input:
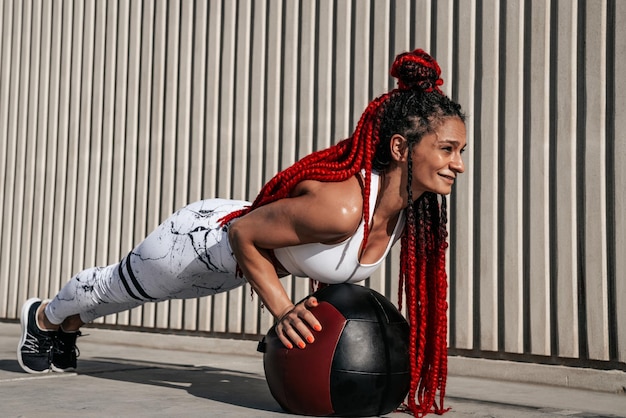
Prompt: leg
<box><xmin>44</xmin><ymin>198</ymin><xmax>248</xmax><ymax>326</ymax></box>
<box><xmin>19</xmin><ymin>199</ymin><xmax>248</xmax><ymax>374</ymax></box>
<box><xmin>37</xmin><ymin>303</ymin><xmax>82</xmax><ymax>331</ymax></box>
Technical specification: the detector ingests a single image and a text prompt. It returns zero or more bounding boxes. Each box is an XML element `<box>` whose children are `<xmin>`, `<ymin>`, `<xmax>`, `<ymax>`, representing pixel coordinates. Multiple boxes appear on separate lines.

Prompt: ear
<box><xmin>390</xmin><ymin>134</ymin><xmax>409</xmax><ymax>162</ymax></box>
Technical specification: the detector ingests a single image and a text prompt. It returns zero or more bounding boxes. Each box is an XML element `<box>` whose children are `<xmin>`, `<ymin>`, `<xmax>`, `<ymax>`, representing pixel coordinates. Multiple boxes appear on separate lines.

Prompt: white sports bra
<box><xmin>273</xmin><ymin>171</ymin><xmax>405</xmax><ymax>284</ymax></box>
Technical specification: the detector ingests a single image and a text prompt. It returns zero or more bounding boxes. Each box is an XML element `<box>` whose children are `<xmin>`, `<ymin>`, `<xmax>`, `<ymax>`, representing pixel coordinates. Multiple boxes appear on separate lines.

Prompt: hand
<box><xmin>275</xmin><ymin>297</ymin><xmax>322</xmax><ymax>350</ymax></box>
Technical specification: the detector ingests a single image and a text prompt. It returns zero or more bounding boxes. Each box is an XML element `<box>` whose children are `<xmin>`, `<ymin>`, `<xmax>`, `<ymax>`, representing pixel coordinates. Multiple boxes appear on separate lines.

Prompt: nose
<box><xmin>450</xmin><ymin>153</ymin><xmax>465</xmax><ymax>174</ymax></box>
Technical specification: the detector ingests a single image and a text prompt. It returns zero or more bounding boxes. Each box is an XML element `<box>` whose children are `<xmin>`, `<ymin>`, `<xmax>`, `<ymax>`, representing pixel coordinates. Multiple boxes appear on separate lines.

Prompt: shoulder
<box><xmin>292</xmin><ymin>176</ymin><xmax>362</xmax><ymax>212</ymax></box>
<box><xmin>232</xmin><ymin>175</ymin><xmax>365</xmax><ymax>247</ymax></box>
<box><xmin>291</xmin><ymin>176</ymin><xmax>364</xmax><ymax>238</ymax></box>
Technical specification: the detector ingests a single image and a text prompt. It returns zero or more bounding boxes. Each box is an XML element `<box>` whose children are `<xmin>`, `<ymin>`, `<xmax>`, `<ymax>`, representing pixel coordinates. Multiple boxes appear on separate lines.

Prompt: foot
<box><xmin>17</xmin><ymin>298</ymin><xmax>55</xmax><ymax>373</ymax></box>
<box><xmin>50</xmin><ymin>328</ymin><xmax>81</xmax><ymax>372</ymax></box>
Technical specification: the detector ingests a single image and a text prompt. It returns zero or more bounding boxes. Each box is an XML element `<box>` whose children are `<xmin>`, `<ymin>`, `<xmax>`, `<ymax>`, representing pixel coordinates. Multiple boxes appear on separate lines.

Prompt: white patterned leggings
<box><xmin>44</xmin><ymin>199</ymin><xmax>249</xmax><ymax>325</ymax></box>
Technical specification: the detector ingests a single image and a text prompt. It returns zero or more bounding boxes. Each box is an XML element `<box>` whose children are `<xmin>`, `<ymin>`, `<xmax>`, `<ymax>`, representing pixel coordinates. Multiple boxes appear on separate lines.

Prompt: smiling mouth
<box><xmin>439</xmin><ymin>174</ymin><xmax>455</xmax><ymax>183</ymax></box>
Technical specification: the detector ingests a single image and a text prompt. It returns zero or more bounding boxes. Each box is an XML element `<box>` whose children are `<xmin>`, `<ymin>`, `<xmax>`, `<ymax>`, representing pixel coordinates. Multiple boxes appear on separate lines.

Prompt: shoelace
<box><xmin>52</xmin><ymin>330</ymin><xmax>82</xmax><ymax>358</ymax></box>
<box><xmin>23</xmin><ymin>330</ymin><xmax>54</xmax><ymax>354</ymax></box>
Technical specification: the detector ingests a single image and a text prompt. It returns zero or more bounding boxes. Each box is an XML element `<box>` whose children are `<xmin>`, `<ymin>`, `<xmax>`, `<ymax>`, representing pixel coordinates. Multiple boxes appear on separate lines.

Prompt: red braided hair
<box><xmin>221</xmin><ymin>49</ymin><xmax>464</xmax><ymax>417</ymax></box>
<box><xmin>398</xmin><ymin>192</ymin><xmax>451</xmax><ymax>416</ymax></box>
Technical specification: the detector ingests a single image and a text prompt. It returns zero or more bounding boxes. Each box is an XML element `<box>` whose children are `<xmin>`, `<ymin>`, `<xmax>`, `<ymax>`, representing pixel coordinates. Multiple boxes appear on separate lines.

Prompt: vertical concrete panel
<box><xmin>231</xmin><ymin>0</ymin><xmax>251</xmax><ymax>201</ymax></box>
<box><xmin>527</xmin><ymin>0</ymin><xmax>551</xmax><ymax>356</ymax></box>
<box><xmin>280</xmin><ymin>0</ymin><xmax>298</xmax><ymax>168</ymax></box>
<box><xmin>477</xmin><ymin>0</ymin><xmax>500</xmax><ymax>353</ymax></box>
<box><xmin>0</xmin><ymin>0</ymin><xmax>13</xmax><ymax>317</ymax></box>
<box><xmin>554</xmin><ymin>0</ymin><xmax>579</xmax><ymax>359</ymax></box>
<box><xmin>333</xmin><ymin>0</ymin><xmax>352</xmax><ymax>140</ymax></box>
<box><xmin>71</xmin><ymin>0</ymin><xmax>95</xmax><ymax>301</ymax></box>
<box><xmin>501</xmin><ymin>0</ymin><xmax>525</xmax><ymax>354</ymax></box>
<box><xmin>391</xmin><ymin>0</ymin><xmax>411</xmax><ymax>69</ymax></box>
<box><xmin>62</xmin><ymin>0</ymin><xmax>85</xmax><ymax>302</ymax></box>
<box><xmin>202</xmin><ymin>0</ymin><xmax>221</xmax><ymax>200</ymax></box>
<box><xmin>412</xmin><ymin>0</ymin><xmax>431</xmax><ymax>50</ymax></box>
<box><xmin>8</xmin><ymin>0</ymin><xmax>30</xmax><ymax>318</ymax></box>
<box><xmin>433</xmin><ymin>0</ymin><xmax>453</xmax><ymax>78</ymax></box>
<box><xmin>83</xmin><ymin>0</ymin><xmax>106</xmax><ymax>282</ymax></box>
<box><xmin>297</xmin><ymin>0</ymin><xmax>316</xmax><ymax>160</ymax></box>
<box><xmin>371</xmin><ymin>0</ymin><xmax>389</xmax><ymax>98</ymax></box>
<box><xmin>23</xmin><ymin>0</ymin><xmax>43</xmax><ymax>303</ymax></box>
<box><xmin>262</xmin><ymin>0</ymin><xmax>281</xmax><ymax>182</ymax></box>
<box><xmin>351</xmin><ymin>0</ymin><xmax>370</xmax><ymax>126</ymax></box>
<box><xmin>315</xmin><ymin>0</ymin><xmax>334</xmax><ymax>151</ymax></box>
<box><xmin>188</xmin><ymin>1</ymin><xmax>208</xmax><ymax>204</ymax></box>
<box><xmin>245</xmin><ymin>0</ymin><xmax>265</xmax><ymax>200</ymax></box>
<box><xmin>38</xmin><ymin>0</ymin><xmax>61</xmax><ymax>300</ymax></box>
<box><xmin>614</xmin><ymin>0</ymin><xmax>626</xmax><ymax>364</ymax></box>
<box><xmin>583</xmin><ymin>0</ymin><xmax>609</xmax><ymax>361</ymax></box>
<box><xmin>47</xmin><ymin>0</ymin><xmax>74</xmax><ymax>312</ymax></box>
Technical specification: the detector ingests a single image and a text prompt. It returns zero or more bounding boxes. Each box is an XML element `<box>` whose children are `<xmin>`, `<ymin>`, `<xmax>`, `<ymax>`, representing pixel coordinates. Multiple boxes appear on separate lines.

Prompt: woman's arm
<box><xmin>228</xmin><ymin>177</ymin><xmax>362</xmax><ymax>349</ymax></box>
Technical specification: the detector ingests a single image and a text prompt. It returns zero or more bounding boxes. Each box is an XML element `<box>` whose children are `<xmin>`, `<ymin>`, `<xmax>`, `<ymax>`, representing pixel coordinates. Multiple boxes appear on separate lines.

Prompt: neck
<box><xmin>375</xmin><ymin>169</ymin><xmax>408</xmax><ymax>217</ymax></box>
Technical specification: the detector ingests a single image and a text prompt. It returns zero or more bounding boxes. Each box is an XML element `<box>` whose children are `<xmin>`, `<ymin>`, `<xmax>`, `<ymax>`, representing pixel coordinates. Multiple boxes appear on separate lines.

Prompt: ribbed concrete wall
<box><xmin>0</xmin><ymin>0</ymin><xmax>623</xmax><ymax>372</ymax></box>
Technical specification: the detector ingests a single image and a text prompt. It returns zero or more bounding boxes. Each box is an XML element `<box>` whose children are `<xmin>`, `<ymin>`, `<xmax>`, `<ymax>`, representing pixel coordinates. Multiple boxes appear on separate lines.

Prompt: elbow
<box><xmin>227</xmin><ymin>220</ymin><xmax>243</xmax><ymax>252</ymax></box>
<box><xmin>228</xmin><ymin>218</ymin><xmax>254</xmax><ymax>257</ymax></box>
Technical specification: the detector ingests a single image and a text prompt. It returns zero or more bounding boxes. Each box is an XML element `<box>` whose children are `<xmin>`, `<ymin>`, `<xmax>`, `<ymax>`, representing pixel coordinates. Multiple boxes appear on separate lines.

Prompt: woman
<box><xmin>18</xmin><ymin>49</ymin><xmax>466</xmax><ymax>416</ymax></box>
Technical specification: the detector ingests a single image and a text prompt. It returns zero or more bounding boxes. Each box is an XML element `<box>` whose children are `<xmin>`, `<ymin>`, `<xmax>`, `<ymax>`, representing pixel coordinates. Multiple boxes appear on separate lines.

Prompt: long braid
<box><xmin>417</xmin><ymin>196</ymin><xmax>431</xmax><ymax>411</ymax></box>
<box><xmin>434</xmin><ymin>196</ymin><xmax>450</xmax><ymax>413</ymax></box>
<box><xmin>402</xmin><ymin>149</ymin><xmax>420</xmax><ymax>414</ymax></box>
<box><xmin>400</xmin><ymin>192</ymin><xmax>450</xmax><ymax>417</ymax></box>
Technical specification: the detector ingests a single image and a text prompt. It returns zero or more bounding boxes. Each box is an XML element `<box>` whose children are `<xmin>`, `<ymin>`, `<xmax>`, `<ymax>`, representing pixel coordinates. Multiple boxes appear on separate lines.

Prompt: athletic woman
<box><xmin>18</xmin><ymin>49</ymin><xmax>466</xmax><ymax>416</ymax></box>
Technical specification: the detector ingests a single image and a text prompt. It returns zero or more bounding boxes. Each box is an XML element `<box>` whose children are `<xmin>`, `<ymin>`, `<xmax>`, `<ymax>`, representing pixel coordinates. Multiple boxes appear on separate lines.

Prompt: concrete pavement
<box><xmin>1</xmin><ymin>322</ymin><xmax>625</xmax><ymax>417</ymax></box>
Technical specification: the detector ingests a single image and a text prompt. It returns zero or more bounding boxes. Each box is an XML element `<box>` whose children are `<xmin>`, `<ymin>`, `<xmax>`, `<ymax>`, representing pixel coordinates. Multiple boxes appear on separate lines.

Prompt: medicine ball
<box><xmin>259</xmin><ymin>283</ymin><xmax>410</xmax><ymax>417</ymax></box>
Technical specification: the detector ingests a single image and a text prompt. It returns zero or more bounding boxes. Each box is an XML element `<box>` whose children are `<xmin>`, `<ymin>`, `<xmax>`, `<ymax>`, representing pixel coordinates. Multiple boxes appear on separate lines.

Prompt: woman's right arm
<box><xmin>227</xmin><ymin>179</ymin><xmax>362</xmax><ymax>349</ymax></box>
<box><xmin>228</xmin><ymin>221</ymin><xmax>318</xmax><ymax>349</ymax></box>
<box><xmin>228</xmin><ymin>219</ymin><xmax>297</xmax><ymax>320</ymax></box>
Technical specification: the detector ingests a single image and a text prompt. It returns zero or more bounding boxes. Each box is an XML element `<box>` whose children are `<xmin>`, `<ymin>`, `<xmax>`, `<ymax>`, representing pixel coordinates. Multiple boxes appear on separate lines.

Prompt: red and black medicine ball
<box><xmin>259</xmin><ymin>283</ymin><xmax>410</xmax><ymax>417</ymax></box>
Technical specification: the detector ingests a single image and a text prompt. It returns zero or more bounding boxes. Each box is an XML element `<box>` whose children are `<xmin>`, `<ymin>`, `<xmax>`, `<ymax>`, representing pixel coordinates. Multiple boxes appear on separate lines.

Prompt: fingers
<box><xmin>305</xmin><ymin>296</ymin><xmax>319</xmax><ymax>308</ymax></box>
<box><xmin>276</xmin><ymin>298</ymin><xmax>322</xmax><ymax>350</ymax></box>
<box><xmin>304</xmin><ymin>297</ymin><xmax>322</xmax><ymax>332</ymax></box>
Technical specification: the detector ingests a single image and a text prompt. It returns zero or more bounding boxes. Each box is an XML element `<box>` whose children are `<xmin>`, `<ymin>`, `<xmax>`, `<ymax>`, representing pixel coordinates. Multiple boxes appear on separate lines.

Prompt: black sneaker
<box><xmin>17</xmin><ymin>298</ymin><xmax>55</xmax><ymax>373</ymax></box>
<box><xmin>51</xmin><ymin>328</ymin><xmax>81</xmax><ymax>372</ymax></box>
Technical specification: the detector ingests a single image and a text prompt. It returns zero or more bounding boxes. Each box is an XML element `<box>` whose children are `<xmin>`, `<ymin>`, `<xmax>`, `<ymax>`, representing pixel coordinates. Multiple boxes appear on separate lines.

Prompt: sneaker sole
<box><xmin>17</xmin><ymin>297</ymin><xmax>51</xmax><ymax>374</ymax></box>
<box><xmin>50</xmin><ymin>365</ymin><xmax>76</xmax><ymax>373</ymax></box>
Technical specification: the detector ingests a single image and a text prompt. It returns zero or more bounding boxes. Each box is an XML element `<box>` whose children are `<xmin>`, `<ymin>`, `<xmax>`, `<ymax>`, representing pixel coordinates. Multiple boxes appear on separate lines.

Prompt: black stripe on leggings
<box><xmin>118</xmin><ymin>262</ymin><xmax>143</xmax><ymax>301</ymax></box>
<box><xmin>125</xmin><ymin>256</ymin><xmax>156</xmax><ymax>301</ymax></box>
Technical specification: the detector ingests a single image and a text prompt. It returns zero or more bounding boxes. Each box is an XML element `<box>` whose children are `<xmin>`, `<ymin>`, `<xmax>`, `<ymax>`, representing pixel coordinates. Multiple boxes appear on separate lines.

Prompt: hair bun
<box><xmin>390</xmin><ymin>49</ymin><xmax>444</xmax><ymax>93</ymax></box>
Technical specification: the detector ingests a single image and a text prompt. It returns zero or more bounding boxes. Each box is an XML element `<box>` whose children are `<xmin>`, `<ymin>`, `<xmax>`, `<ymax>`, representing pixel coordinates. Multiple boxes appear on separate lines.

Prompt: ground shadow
<box><xmin>77</xmin><ymin>356</ymin><xmax>285</xmax><ymax>414</ymax></box>
<box><xmin>0</xmin><ymin>359</ymin><xmax>24</xmax><ymax>373</ymax></box>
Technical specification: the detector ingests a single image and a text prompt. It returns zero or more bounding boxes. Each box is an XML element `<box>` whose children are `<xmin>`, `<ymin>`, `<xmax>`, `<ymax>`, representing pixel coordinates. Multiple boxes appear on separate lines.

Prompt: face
<box><xmin>407</xmin><ymin>117</ymin><xmax>467</xmax><ymax>197</ymax></box>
